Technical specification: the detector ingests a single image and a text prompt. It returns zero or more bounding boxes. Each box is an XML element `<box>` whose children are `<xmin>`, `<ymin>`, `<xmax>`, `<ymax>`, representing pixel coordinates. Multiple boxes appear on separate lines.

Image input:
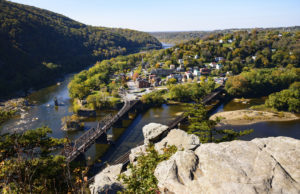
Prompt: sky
<box><xmin>9</xmin><ymin>0</ymin><xmax>300</xmax><ymax>32</ymax></box>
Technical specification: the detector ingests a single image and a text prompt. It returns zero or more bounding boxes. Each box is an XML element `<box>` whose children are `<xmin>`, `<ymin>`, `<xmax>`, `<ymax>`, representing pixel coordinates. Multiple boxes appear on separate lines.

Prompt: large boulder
<box><xmin>155</xmin><ymin>150</ymin><xmax>198</xmax><ymax>192</ymax></box>
<box><xmin>154</xmin><ymin>136</ymin><xmax>300</xmax><ymax>194</ymax></box>
<box><xmin>142</xmin><ymin>123</ymin><xmax>168</xmax><ymax>145</ymax></box>
<box><xmin>89</xmin><ymin>164</ymin><xmax>124</xmax><ymax>194</ymax></box>
<box><xmin>155</xmin><ymin>129</ymin><xmax>200</xmax><ymax>154</ymax></box>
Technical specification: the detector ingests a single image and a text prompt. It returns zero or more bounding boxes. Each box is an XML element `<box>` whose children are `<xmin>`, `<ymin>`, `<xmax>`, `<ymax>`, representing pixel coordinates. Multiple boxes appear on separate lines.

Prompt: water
<box><xmin>101</xmin><ymin>104</ymin><xmax>185</xmax><ymax>163</ymax></box>
<box><xmin>0</xmin><ymin>74</ymin><xmax>114</xmax><ymax>142</ymax></box>
<box><xmin>162</xmin><ymin>42</ymin><xmax>174</xmax><ymax>49</ymax></box>
<box><xmin>1</xmin><ymin>58</ymin><xmax>299</xmax><ymax>167</ymax></box>
<box><xmin>0</xmin><ymin>42</ymin><xmax>179</xmax><ymax>165</ymax></box>
<box><xmin>214</xmin><ymin>97</ymin><xmax>300</xmax><ymax>140</ymax></box>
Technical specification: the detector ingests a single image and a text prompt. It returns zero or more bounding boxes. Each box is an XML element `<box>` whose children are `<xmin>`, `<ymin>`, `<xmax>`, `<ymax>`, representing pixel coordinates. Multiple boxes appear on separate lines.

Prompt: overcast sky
<box><xmin>10</xmin><ymin>0</ymin><xmax>300</xmax><ymax>32</ymax></box>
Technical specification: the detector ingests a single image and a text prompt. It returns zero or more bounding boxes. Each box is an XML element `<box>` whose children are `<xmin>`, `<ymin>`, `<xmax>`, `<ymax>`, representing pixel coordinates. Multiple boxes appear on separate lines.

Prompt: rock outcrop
<box><xmin>155</xmin><ymin>150</ymin><xmax>199</xmax><ymax>192</ymax></box>
<box><xmin>90</xmin><ymin>123</ymin><xmax>300</xmax><ymax>194</ymax></box>
<box><xmin>155</xmin><ymin>136</ymin><xmax>300</xmax><ymax>194</ymax></box>
<box><xmin>129</xmin><ymin>144</ymin><xmax>147</xmax><ymax>163</ymax></box>
<box><xmin>155</xmin><ymin>129</ymin><xmax>200</xmax><ymax>154</ymax></box>
<box><xmin>89</xmin><ymin>164</ymin><xmax>123</xmax><ymax>194</ymax></box>
<box><xmin>142</xmin><ymin>123</ymin><xmax>168</xmax><ymax>145</ymax></box>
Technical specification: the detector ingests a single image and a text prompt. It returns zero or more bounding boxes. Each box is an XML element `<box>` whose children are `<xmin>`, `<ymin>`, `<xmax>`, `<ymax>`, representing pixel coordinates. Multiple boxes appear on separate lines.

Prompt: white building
<box><xmin>185</xmin><ymin>72</ymin><xmax>193</xmax><ymax>79</ymax></box>
<box><xmin>178</xmin><ymin>59</ymin><xmax>184</xmax><ymax>64</ymax></box>
<box><xmin>208</xmin><ymin>62</ymin><xmax>222</xmax><ymax>70</ymax></box>
<box><xmin>216</xmin><ymin>64</ymin><xmax>222</xmax><ymax>70</ymax></box>
<box><xmin>193</xmin><ymin>69</ymin><xmax>201</xmax><ymax>76</ymax></box>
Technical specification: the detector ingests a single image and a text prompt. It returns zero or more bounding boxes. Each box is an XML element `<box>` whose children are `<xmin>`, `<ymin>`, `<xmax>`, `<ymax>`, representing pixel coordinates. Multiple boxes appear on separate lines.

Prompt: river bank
<box><xmin>210</xmin><ymin>109</ymin><xmax>299</xmax><ymax>125</ymax></box>
<box><xmin>0</xmin><ymin>98</ymin><xmax>32</xmax><ymax>125</ymax></box>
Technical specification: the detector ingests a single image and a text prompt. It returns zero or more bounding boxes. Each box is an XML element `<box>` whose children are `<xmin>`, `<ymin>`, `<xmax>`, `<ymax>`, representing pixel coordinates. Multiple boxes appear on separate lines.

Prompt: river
<box><xmin>1</xmin><ymin>43</ymin><xmax>299</xmax><ymax>168</ymax></box>
<box><xmin>213</xmin><ymin>98</ymin><xmax>300</xmax><ymax>140</ymax></box>
<box><xmin>162</xmin><ymin>43</ymin><xmax>174</xmax><ymax>49</ymax></box>
<box><xmin>1</xmin><ymin>73</ymin><xmax>299</xmax><ymax>169</ymax></box>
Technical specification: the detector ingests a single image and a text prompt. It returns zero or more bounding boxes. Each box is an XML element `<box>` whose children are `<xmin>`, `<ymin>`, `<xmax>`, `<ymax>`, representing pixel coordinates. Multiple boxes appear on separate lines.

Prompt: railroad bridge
<box><xmin>64</xmin><ymin>86</ymin><xmax>225</xmax><ymax>163</ymax></box>
<box><xmin>109</xmin><ymin>86</ymin><xmax>225</xmax><ymax>166</ymax></box>
<box><xmin>63</xmin><ymin>99</ymin><xmax>140</xmax><ymax>162</ymax></box>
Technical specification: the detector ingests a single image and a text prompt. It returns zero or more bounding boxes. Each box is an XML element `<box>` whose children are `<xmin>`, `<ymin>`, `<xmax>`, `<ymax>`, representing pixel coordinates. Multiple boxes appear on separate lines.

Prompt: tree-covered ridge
<box><xmin>151</xmin><ymin>27</ymin><xmax>300</xmax><ymax>44</ymax></box>
<box><xmin>69</xmin><ymin>29</ymin><xmax>300</xmax><ymax>107</ymax></box>
<box><xmin>0</xmin><ymin>1</ymin><xmax>161</xmax><ymax>98</ymax></box>
<box><xmin>168</xmin><ymin>30</ymin><xmax>300</xmax><ymax>72</ymax></box>
<box><xmin>150</xmin><ymin>31</ymin><xmax>210</xmax><ymax>44</ymax></box>
<box><xmin>143</xmin><ymin>29</ymin><xmax>300</xmax><ymax>76</ymax></box>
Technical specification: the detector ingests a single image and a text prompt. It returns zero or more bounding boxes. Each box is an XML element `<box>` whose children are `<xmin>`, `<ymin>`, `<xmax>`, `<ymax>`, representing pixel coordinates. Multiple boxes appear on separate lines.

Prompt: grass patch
<box><xmin>250</xmin><ymin>104</ymin><xmax>278</xmax><ymax>112</ymax></box>
<box><xmin>277</xmin><ymin>112</ymin><xmax>285</xmax><ymax>118</ymax></box>
<box><xmin>223</xmin><ymin>43</ymin><xmax>232</xmax><ymax>48</ymax></box>
<box><xmin>242</xmin><ymin>114</ymin><xmax>254</xmax><ymax>121</ymax></box>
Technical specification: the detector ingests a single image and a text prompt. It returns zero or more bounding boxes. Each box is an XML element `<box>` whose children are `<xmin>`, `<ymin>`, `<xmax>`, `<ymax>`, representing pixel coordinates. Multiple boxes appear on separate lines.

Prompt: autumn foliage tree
<box><xmin>0</xmin><ymin>127</ymin><xmax>88</xmax><ymax>193</ymax></box>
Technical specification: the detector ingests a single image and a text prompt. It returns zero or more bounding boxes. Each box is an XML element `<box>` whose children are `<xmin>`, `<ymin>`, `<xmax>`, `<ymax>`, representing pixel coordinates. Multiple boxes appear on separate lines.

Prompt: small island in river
<box><xmin>210</xmin><ymin>110</ymin><xmax>299</xmax><ymax>125</ymax></box>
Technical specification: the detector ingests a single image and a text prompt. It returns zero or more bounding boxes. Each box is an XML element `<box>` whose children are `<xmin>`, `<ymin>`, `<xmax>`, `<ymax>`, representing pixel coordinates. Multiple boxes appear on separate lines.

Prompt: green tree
<box><xmin>185</xmin><ymin>103</ymin><xmax>253</xmax><ymax>143</ymax></box>
<box><xmin>166</xmin><ymin>78</ymin><xmax>177</xmax><ymax>85</ymax></box>
<box><xmin>141</xmin><ymin>90</ymin><xmax>166</xmax><ymax>106</ymax></box>
<box><xmin>265</xmin><ymin>82</ymin><xmax>300</xmax><ymax>112</ymax></box>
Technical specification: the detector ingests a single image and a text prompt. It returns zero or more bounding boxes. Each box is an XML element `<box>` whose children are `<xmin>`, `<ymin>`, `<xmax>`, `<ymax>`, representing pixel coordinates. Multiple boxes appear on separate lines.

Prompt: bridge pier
<box><xmin>71</xmin><ymin>152</ymin><xmax>87</xmax><ymax>166</ymax></box>
<box><xmin>65</xmin><ymin>100</ymin><xmax>140</xmax><ymax>163</ymax></box>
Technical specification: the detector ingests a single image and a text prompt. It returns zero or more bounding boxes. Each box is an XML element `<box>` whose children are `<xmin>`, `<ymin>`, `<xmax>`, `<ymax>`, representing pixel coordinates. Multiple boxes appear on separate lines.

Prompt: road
<box><xmin>122</xmin><ymin>80</ymin><xmax>153</xmax><ymax>101</ymax></box>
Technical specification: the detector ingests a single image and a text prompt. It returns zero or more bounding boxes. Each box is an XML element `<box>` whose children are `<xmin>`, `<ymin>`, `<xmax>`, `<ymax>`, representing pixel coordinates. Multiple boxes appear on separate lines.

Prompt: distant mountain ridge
<box><xmin>0</xmin><ymin>0</ymin><xmax>161</xmax><ymax>98</ymax></box>
<box><xmin>150</xmin><ymin>26</ymin><xmax>300</xmax><ymax>44</ymax></box>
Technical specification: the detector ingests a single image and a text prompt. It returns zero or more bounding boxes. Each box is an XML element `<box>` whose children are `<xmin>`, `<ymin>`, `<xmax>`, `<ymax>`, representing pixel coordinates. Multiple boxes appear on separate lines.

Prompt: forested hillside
<box><xmin>0</xmin><ymin>0</ymin><xmax>161</xmax><ymax>98</ymax></box>
<box><xmin>150</xmin><ymin>31</ymin><xmax>210</xmax><ymax>44</ymax></box>
<box><xmin>151</xmin><ymin>27</ymin><xmax>300</xmax><ymax>44</ymax></box>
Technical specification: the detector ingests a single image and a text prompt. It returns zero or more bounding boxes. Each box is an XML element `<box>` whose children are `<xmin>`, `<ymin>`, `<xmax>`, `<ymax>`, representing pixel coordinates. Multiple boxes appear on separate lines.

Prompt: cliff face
<box><xmin>90</xmin><ymin>123</ymin><xmax>300</xmax><ymax>194</ymax></box>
